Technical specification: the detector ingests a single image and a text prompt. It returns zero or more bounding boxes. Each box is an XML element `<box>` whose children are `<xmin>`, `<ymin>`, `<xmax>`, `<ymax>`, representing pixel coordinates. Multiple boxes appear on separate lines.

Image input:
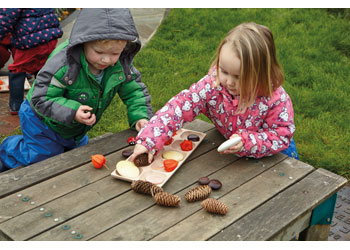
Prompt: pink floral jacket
<box><xmin>136</xmin><ymin>67</ymin><xmax>295</xmax><ymax>158</ymax></box>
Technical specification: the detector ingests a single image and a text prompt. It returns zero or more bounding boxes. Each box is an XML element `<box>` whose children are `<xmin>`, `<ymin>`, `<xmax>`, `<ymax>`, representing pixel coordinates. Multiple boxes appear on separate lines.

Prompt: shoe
<box><xmin>9</xmin><ymin>71</ymin><xmax>26</xmax><ymax>114</ymax></box>
<box><xmin>10</xmin><ymin>101</ymin><xmax>19</xmax><ymax>115</ymax></box>
<box><xmin>10</xmin><ymin>108</ymin><xmax>19</xmax><ymax>115</ymax></box>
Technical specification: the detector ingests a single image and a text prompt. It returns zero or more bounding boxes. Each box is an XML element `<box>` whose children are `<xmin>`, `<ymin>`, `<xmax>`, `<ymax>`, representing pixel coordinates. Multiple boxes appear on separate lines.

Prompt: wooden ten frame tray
<box><xmin>111</xmin><ymin>128</ymin><xmax>206</xmax><ymax>187</ymax></box>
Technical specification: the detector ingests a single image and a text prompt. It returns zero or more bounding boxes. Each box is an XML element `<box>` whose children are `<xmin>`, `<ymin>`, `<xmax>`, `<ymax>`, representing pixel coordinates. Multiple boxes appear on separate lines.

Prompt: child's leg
<box><xmin>0</xmin><ymin>100</ymin><xmax>66</xmax><ymax>169</ymax></box>
<box><xmin>63</xmin><ymin>135</ymin><xmax>89</xmax><ymax>152</ymax></box>
<box><xmin>0</xmin><ymin>159</ymin><xmax>9</xmax><ymax>173</ymax></box>
<box><xmin>8</xmin><ymin>71</ymin><xmax>26</xmax><ymax>114</ymax></box>
<box><xmin>280</xmin><ymin>138</ymin><xmax>299</xmax><ymax>160</ymax></box>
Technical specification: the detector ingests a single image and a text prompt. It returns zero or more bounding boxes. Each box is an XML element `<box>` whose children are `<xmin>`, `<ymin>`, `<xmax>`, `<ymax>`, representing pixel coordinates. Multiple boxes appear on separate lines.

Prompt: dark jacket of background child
<box><xmin>0</xmin><ymin>8</ymin><xmax>62</xmax><ymax>50</ymax></box>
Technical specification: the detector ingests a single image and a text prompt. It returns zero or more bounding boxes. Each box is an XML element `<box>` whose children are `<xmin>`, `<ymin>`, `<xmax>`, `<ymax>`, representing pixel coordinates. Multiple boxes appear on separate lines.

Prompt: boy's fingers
<box><xmin>82</xmin><ymin>112</ymin><xmax>91</xmax><ymax>119</ymax></box>
<box><xmin>86</xmin><ymin>114</ymin><xmax>96</xmax><ymax>126</ymax></box>
<box><xmin>80</xmin><ymin>105</ymin><xmax>93</xmax><ymax>111</ymax></box>
<box><xmin>88</xmin><ymin>114</ymin><xmax>96</xmax><ymax>121</ymax></box>
<box><xmin>79</xmin><ymin>105</ymin><xmax>93</xmax><ymax>115</ymax></box>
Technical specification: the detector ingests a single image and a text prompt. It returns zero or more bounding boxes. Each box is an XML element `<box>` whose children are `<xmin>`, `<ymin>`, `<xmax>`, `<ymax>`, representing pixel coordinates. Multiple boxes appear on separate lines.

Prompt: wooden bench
<box><xmin>0</xmin><ymin>119</ymin><xmax>347</xmax><ymax>241</ymax></box>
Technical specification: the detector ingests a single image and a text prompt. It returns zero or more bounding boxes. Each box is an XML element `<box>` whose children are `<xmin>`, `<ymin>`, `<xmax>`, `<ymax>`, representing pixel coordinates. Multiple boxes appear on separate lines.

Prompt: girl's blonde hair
<box><xmin>211</xmin><ymin>22</ymin><xmax>284</xmax><ymax>112</ymax></box>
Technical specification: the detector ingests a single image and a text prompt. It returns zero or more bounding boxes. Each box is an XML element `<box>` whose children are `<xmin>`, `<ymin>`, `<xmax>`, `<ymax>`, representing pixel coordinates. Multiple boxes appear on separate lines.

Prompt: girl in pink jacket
<box><xmin>131</xmin><ymin>22</ymin><xmax>298</xmax><ymax>162</ymax></box>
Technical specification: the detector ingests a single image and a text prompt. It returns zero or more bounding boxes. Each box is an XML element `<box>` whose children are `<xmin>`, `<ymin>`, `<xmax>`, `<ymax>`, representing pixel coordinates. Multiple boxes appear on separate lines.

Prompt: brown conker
<box><xmin>208</xmin><ymin>179</ymin><xmax>222</xmax><ymax>190</ymax></box>
<box><xmin>121</xmin><ymin>149</ymin><xmax>133</xmax><ymax>158</ymax></box>
<box><xmin>187</xmin><ymin>134</ymin><xmax>200</xmax><ymax>142</ymax></box>
<box><xmin>198</xmin><ymin>176</ymin><xmax>210</xmax><ymax>185</ymax></box>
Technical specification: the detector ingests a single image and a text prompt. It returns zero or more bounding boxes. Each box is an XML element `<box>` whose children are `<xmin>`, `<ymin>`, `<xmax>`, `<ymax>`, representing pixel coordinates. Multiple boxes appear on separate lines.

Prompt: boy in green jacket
<box><xmin>0</xmin><ymin>8</ymin><xmax>153</xmax><ymax>172</ymax></box>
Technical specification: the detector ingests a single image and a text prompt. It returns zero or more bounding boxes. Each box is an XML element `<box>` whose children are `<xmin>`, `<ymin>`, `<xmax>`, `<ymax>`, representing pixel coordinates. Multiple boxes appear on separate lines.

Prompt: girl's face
<box><xmin>218</xmin><ymin>43</ymin><xmax>241</xmax><ymax>97</ymax></box>
<box><xmin>84</xmin><ymin>40</ymin><xmax>126</xmax><ymax>75</ymax></box>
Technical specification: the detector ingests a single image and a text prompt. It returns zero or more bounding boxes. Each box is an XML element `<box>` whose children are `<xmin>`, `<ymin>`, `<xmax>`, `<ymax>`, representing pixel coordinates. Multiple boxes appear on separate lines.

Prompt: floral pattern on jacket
<box><xmin>136</xmin><ymin>67</ymin><xmax>296</xmax><ymax>158</ymax></box>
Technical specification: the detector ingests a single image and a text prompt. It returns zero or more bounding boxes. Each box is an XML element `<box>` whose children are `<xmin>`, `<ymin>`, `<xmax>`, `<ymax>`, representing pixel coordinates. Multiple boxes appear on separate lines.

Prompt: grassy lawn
<box><xmin>2</xmin><ymin>9</ymin><xmax>349</xmax><ymax>179</ymax></box>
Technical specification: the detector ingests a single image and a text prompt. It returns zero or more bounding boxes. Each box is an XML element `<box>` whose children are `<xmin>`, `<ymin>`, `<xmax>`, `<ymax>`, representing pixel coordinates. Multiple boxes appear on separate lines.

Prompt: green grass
<box><xmin>2</xmin><ymin>9</ymin><xmax>349</xmax><ymax>179</ymax></box>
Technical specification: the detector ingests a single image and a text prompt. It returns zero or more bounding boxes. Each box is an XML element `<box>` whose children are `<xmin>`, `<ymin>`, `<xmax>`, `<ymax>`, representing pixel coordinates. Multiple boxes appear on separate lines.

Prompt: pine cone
<box><xmin>201</xmin><ymin>198</ymin><xmax>228</xmax><ymax>215</ymax></box>
<box><xmin>131</xmin><ymin>180</ymin><xmax>163</xmax><ymax>196</ymax></box>
<box><xmin>134</xmin><ymin>153</ymin><xmax>150</xmax><ymax>167</ymax></box>
<box><xmin>153</xmin><ymin>192</ymin><xmax>181</xmax><ymax>207</ymax></box>
<box><xmin>184</xmin><ymin>185</ymin><xmax>211</xmax><ymax>202</ymax></box>
<box><xmin>150</xmin><ymin>185</ymin><xmax>163</xmax><ymax>196</ymax></box>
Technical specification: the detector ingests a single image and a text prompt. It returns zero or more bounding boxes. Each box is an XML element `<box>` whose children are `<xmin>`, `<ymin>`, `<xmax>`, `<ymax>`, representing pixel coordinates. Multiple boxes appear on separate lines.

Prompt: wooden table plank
<box><xmin>151</xmin><ymin>157</ymin><xmax>315</xmax><ymax>240</ymax></box>
<box><xmin>0</xmin><ymin>146</ymin><xmax>134</xmax><ymax>240</ymax></box>
<box><xmin>0</xmin><ymin>176</ymin><xmax>131</xmax><ymax>240</ymax></box>
<box><xmin>28</xmin><ymin>130</ymin><xmax>235</xmax><ymax>240</ymax></box>
<box><xmin>181</xmin><ymin>119</ymin><xmax>215</xmax><ymax>132</ymax></box>
<box><xmin>0</xmin><ymin>129</ymin><xmax>137</xmax><ymax>198</ymax></box>
<box><xmin>0</xmin><ymin>157</ymin><xmax>112</xmax><ymax>224</ymax></box>
<box><xmin>0</xmin><ymin>119</ymin><xmax>213</xmax><ymax>199</ymax></box>
<box><xmin>209</xmin><ymin>168</ymin><xmax>348</xmax><ymax>241</ymax></box>
<box><xmin>299</xmin><ymin>224</ymin><xmax>331</xmax><ymax>241</ymax></box>
<box><xmin>0</xmin><ymin>120</ymin><xmax>216</xmax><ymax>240</ymax></box>
<box><xmin>90</xmin><ymin>154</ymin><xmax>287</xmax><ymax>240</ymax></box>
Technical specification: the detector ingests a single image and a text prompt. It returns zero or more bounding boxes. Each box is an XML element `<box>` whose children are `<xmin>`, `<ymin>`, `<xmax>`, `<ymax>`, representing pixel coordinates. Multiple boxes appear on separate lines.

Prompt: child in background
<box><xmin>0</xmin><ymin>33</ymin><xmax>11</xmax><ymax>70</ymax></box>
<box><xmin>130</xmin><ymin>22</ymin><xmax>298</xmax><ymax>163</ymax></box>
<box><xmin>0</xmin><ymin>8</ymin><xmax>63</xmax><ymax>114</ymax></box>
<box><xmin>0</xmin><ymin>8</ymin><xmax>153</xmax><ymax>172</ymax></box>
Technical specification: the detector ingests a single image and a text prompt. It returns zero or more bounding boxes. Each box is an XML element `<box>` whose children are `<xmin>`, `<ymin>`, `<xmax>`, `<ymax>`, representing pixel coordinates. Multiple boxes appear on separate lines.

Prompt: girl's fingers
<box><xmin>129</xmin><ymin>144</ymin><xmax>149</xmax><ymax>162</ymax></box>
<box><xmin>148</xmin><ymin>153</ymin><xmax>154</xmax><ymax>164</ymax></box>
<box><xmin>221</xmin><ymin>144</ymin><xmax>241</xmax><ymax>154</ymax></box>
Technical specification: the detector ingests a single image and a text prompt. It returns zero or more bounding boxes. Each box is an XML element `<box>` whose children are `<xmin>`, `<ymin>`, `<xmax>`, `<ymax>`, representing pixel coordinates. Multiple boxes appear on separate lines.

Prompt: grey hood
<box><xmin>64</xmin><ymin>8</ymin><xmax>141</xmax><ymax>84</ymax></box>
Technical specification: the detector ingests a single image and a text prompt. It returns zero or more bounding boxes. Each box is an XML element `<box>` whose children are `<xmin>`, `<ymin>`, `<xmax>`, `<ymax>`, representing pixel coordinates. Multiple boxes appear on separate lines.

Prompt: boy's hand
<box><xmin>129</xmin><ymin>144</ymin><xmax>154</xmax><ymax>164</ymax></box>
<box><xmin>219</xmin><ymin>134</ymin><xmax>243</xmax><ymax>154</ymax></box>
<box><xmin>135</xmin><ymin>119</ymin><xmax>148</xmax><ymax>132</ymax></box>
<box><xmin>75</xmin><ymin>105</ymin><xmax>96</xmax><ymax>126</ymax></box>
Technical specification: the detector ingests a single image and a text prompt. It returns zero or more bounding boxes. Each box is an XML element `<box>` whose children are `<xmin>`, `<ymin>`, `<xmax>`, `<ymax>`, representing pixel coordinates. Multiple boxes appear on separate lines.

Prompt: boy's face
<box><xmin>84</xmin><ymin>40</ymin><xmax>127</xmax><ymax>75</ymax></box>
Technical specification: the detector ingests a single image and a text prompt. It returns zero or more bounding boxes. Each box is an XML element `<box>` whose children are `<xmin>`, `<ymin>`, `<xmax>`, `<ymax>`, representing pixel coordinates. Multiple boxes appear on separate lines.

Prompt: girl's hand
<box><xmin>135</xmin><ymin>119</ymin><xmax>148</xmax><ymax>132</ymax></box>
<box><xmin>75</xmin><ymin>105</ymin><xmax>96</xmax><ymax>126</ymax></box>
<box><xmin>220</xmin><ymin>134</ymin><xmax>243</xmax><ymax>154</ymax></box>
<box><xmin>129</xmin><ymin>144</ymin><xmax>154</xmax><ymax>164</ymax></box>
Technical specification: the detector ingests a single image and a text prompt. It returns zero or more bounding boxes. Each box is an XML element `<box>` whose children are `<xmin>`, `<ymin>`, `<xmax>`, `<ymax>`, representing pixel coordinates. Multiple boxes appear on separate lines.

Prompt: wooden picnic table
<box><xmin>0</xmin><ymin>119</ymin><xmax>347</xmax><ymax>241</ymax></box>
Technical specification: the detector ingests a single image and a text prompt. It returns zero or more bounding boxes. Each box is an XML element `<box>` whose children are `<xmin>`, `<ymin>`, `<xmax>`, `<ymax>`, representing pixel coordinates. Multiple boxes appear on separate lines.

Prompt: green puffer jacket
<box><xmin>26</xmin><ymin>8</ymin><xmax>153</xmax><ymax>142</ymax></box>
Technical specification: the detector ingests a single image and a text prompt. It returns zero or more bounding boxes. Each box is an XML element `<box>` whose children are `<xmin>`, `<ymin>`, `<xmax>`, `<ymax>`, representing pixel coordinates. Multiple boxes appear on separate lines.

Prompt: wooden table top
<box><xmin>0</xmin><ymin>119</ymin><xmax>347</xmax><ymax>241</ymax></box>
